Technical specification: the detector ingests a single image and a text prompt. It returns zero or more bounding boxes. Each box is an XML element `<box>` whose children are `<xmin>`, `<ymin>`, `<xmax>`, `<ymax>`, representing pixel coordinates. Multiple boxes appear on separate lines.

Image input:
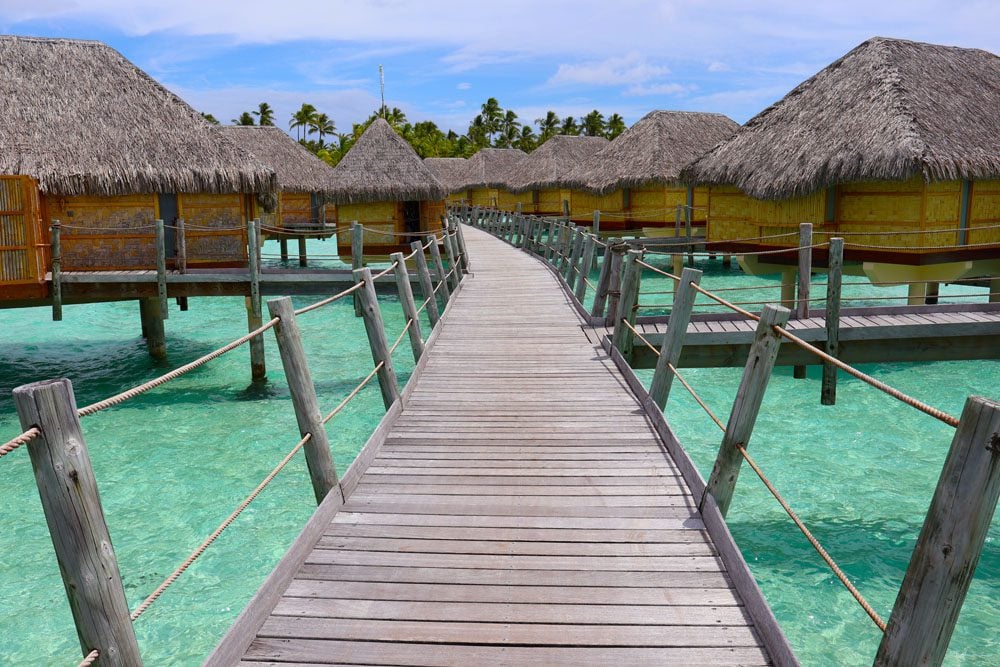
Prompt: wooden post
<box><xmin>591</xmin><ymin>237</ymin><xmax>619</xmax><ymax>318</ymax></box>
<box><xmin>443</xmin><ymin>225</ymin><xmax>462</xmax><ymax>292</ymax></box>
<box><xmin>410</xmin><ymin>240</ymin><xmax>440</xmax><ymax>328</ymax></box>
<box><xmin>266</xmin><ymin>297</ymin><xmax>339</xmax><ymax>504</ymax></box>
<box><xmin>50</xmin><ymin>220</ymin><xmax>62</xmax><ymax>322</ymax></box>
<box><xmin>351</xmin><ymin>222</ymin><xmax>364</xmax><ymax>317</ymax></box>
<box><xmin>874</xmin><ymin>396</ymin><xmax>1000</xmax><ymax>667</ymax></box>
<box><xmin>605</xmin><ymin>240</ymin><xmax>626</xmax><ymax>326</ymax></box>
<box><xmin>428</xmin><ymin>237</ymin><xmax>451</xmax><ymax>305</ymax></box>
<box><xmin>649</xmin><ymin>267</ymin><xmax>703</xmax><ymax>409</ymax></box>
<box><xmin>780</xmin><ymin>269</ymin><xmax>796</xmax><ymax>307</ymax></box>
<box><xmin>545</xmin><ymin>220</ymin><xmax>557</xmax><ymax>261</ymax></box>
<box><xmin>522</xmin><ymin>216</ymin><xmax>534</xmax><ymax>251</ymax></box>
<box><xmin>990</xmin><ymin>277</ymin><xmax>1000</xmax><ymax>304</ymax></box>
<box><xmin>140</xmin><ymin>297</ymin><xmax>167</xmax><ymax>360</ymax></box>
<box><xmin>562</xmin><ymin>198</ymin><xmax>570</xmax><ymax>223</ymax></box>
<box><xmin>674</xmin><ymin>205</ymin><xmax>682</xmax><ymax>238</ymax></box>
<box><xmin>298</xmin><ymin>236</ymin><xmax>308</xmax><ymax>267</ymax></box>
<box><xmin>821</xmin><ymin>238</ymin><xmax>843</xmax><ymax>406</ymax></box>
<box><xmin>354</xmin><ymin>267</ymin><xmax>402</xmax><ymax>409</ymax></box>
<box><xmin>723</xmin><ymin>253</ymin><xmax>732</xmax><ymax>268</ymax></box>
<box><xmin>565</xmin><ymin>228</ymin><xmax>583</xmax><ymax>288</ymax></box>
<box><xmin>13</xmin><ymin>378</ymin><xmax>142</xmax><ymax>666</ymax></box>
<box><xmin>247</xmin><ymin>219</ymin><xmax>266</xmax><ymax>382</ymax></box>
<box><xmin>454</xmin><ymin>219</ymin><xmax>470</xmax><ymax>271</ymax></box>
<box><xmin>390</xmin><ymin>252</ymin><xmax>425</xmax><ymax>362</ymax></box>
<box><xmin>155</xmin><ymin>219</ymin><xmax>169</xmax><ymax>319</ymax></box>
<box><xmin>672</xmin><ymin>254</ymin><xmax>684</xmax><ymax>289</ymax></box>
<box><xmin>793</xmin><ymin>222</ymin><xmax>813</xmax><ymax>379</ymax></box>
<box><xmin>685</xmin><ymin>206</ymin><xmax>694</xmax><ymax>266</ymax></box>
<box><xmin>560</xmin><ymin>224</ymin><xmax>576</xmax><ymax>272</ymax></box>
<box><xmin>592</xmin><ymin>210</ymin><xmax>600</xmax><ymax>236</ymax></box>
<box><xmin>703</xmin><ymin>304</ymin><xmax>792</xmax><ymax>517</ymax></box>
<box><xmin>612</xmin><ymin>249</ymin><xmax>643</xmax><ymax>358</ymax></box>
<box><xmin>176</xmin><ymin>218</ymin><xmax>187</xmax><ymax>274</ymax></box>
<box><xmin>279</xmin><ymin>237</ymin><xmax>289</xmax><ymax>262</ymax></box>
<box><xmin>924</xmin><ymin>281</ymin><xmax>939</xmax><ymax>305</ymax></box>
<box><xmin>574</xmin><ymin>234</ymin><xmax>597</xmax><ymax>303</ymax></box>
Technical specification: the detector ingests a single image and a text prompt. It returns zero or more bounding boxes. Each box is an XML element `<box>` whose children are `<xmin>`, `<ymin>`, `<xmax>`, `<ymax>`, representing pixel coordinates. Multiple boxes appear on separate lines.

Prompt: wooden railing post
<box><xmin>50</xmin><ymin>219</ymin><xmax>62</xmax><ymax>321</ymax></box>
<box><xmin>390</xmin><ymin>252</ymin><xmax>425</xmax><ymax>362</ymax></box>
<box><xmin>574</xmin><ymin>233</ymin><xmax>597</xmax><ymax>303</ymax></box>
<box><xmin>410</xmin><ymin>240</ymin><xmax>441</xmax><ymax>328</ymax></box>
<box><xmin>703</xmin><ymin>304</ymin><xmax>791</xmax><ymax>517</ymax></box>
<box><xmin>155</xmin><ymin>219</ymin><xmax>169</xmax><ymax>319</ymax></box>
<box><xmin>612</xmin><ymin>249</ymin><xmax>643</xmax><ymax>358</ymax></box>
<box><xmin>266</xmin><ymin>297</ymin><xmax>339</xmax><ymax>503</ymax></box>
<box><xmin>592</xmin><ymin>209</ymin><xmax>600</xmax><ymax>236</ymax></box>
<box><xmin>821</xmin><ymin>237</ymin><xmax>843</xmax><ymax>405</ymax></box>
<box><xmin>428</xmin><ymin>237</ymin><xmax>451</xmax><ymax>305</ymax></box>
<box><xmin>545</xmin><ymin>220</ymin><xmax>557</xmax><ymax>261</ymax></box>
<box><xmin>298</xmin><ymin>236</ymin><xmax>308</xmax><ymax>267</ymax></box>
<box><xmin>562</xmin><ymin>198</ymin><xmax>570</xmax><ymax>223</ymax></box>
<box><xmin>443</xmin><ymin>225</ymin><xmax>462</xmax><ymax>292</ymax></box>
<box><xmin>176</xmin><ymin>218</ymin><xmax>187</xmax><ymax>274</ymax></box>
<box><xmin>591</xmin><ymin>237</ymin><xmax>619</xmax><ymax>318</ymax></box>
<box><xmin>875</xmin><ymin>396</ymin><xmax>1000</xmax><ymax>666</ymax></box>
<box><xmin>675</xmin><ymin>204</ymin><xmax>683</xmax><ymax>238</ymax></box>
<box><xmin>560</xmin><ymin>223</ymin><xmax>576</xmax><ymax>272</ymax></box>
<box><xmin>793</xmin><ymin>222</ymin><xmax>813</xmax><ymax>379</ymax></box>
<box><xmin>246</xmin><ymin>218</ymin><xmax>266</xmax><ymax>382</ymax></box>
<box><xmin>13</xmin><ymin>379</ymin><xmax>142</xmax><ymax>666</ymax></box>
<box><xmin>649</xmin><ymin>267</ymin><xmax>703</xmax><ymax>409</ymax></box>
<box><xmin>685</xmin><ymin>206</ymin><xmax>694</xmax><ymax>266</ymax></box>
<box><xmin>351</xmin><ymin>221</ymin><xmax>364</xmax><ymax>317</ymax></box>
<box><xmin>354</xmin><ymin>267</ymin><xmax>402</xmax><ymax>408</ymax></box>
<box><xmin>566</xmin><ymin>228</ymin><xmax>584</xmax><ymax>288</ymax></box>
<box><xmin>605</xmin><ymin>240</ymin><xmax>626</xmax><ymax>325</ymax></box>
<box><xmin>523</xmin><ymin>216</ymin><xmax>535</xmax><ymax>252</ymax></box>
<box><xmin>453</xmin><ymin>218</ymin><xmax>470</xmax><ymax>271</ymax></box>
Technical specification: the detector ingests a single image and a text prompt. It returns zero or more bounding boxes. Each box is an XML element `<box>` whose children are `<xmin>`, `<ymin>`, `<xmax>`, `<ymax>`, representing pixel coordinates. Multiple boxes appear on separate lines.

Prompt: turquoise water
<box><xmin>1</xmin><ymin>237</ymin><xmax>997</xmax><ymax>665</ymax></box>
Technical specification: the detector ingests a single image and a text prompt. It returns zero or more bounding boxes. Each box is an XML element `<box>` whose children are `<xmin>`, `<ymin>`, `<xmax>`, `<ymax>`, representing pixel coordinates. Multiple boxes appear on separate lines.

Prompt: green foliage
<box><xmin>232</xmin><ymin>111</ymin><xmax>255</xmax><ymax>126</ymax></box>
<box><xmin>201</xmin><ymin>112</ymin><xmax>220</xmax><ymax>125</ymax></box>
<box><xmin>252</xmin><ymin>102</ymin><xmax>275</xmax><ymax>126</ymax></box>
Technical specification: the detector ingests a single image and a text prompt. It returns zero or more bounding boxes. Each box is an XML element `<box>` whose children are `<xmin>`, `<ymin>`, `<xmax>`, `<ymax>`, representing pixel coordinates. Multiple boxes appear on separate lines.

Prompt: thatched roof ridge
<box><xmin>424</xmin><ymin>157</ymin><xmax>469</xmax><ymax>193</ymax></box>
<box><xmin>563</xmin><ymin>111</ymin><xmax>738</xmax><ymax>195</ymax></box>
<box><xmin>681</xmin><ymin>37</ymin><xmax>1000</xmax><ymax>200</ymax></box>
<box><xmin>220</xmin><ymin>126</ymin><xmax>336</xmax><ymax>194</ymax></box>
<box><xmin>0</xmin><ymin>35</ymin><xmax>275</xmax><ymax>196</ymax></box>
<box><xmin>504</xmin><ymin>135</ymin><xmax>609</xmax><ymax>193</ymax></box>
<box><xmin>327</xmin><ymin>119</ymin><xmax>446</xmax><ymax>204</ymax></box>
<box><xmin>461</xmin><ymin>148</ymin><xmax>527</xmax><ymax>189</ymax></box>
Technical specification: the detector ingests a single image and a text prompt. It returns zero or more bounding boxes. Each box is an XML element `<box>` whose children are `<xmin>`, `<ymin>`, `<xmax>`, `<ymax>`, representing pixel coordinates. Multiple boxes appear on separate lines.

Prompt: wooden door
<box><xmin>0</xmin><ymin>176</ymin><xmax>47</xmax><ymax>300</ymax></box>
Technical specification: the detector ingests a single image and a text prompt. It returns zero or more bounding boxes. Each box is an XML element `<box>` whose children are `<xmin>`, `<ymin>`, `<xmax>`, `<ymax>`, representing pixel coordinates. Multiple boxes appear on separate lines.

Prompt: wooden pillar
<box><xmin>703</xmin><ymin>304</ymin><xmax>792</xmax><ymax>517</ymax></box>
<box><xmin>390</xmin><ymin>252</ymin><xmax>425</xmax><ymax>362</ymax></box>
<box><xmin>907</xmin><ymin>282</ymin><xmax>928</xmax><ymax>306</ymax></box>
<box><xmin>674</xmin><ymin>205</ymin><xmax>682</xmax><ymax>238</ymax></box>
<box><xmin>821</xmin><ymin>238</ymin><xmax>844</xmax><ymax>406</ymax></box>
<box><xmin>612</xmin><ymin>249</ymin><xmax>643</xmax><ymax>359</ymax></box>
<box><xmin>247</xmin><ymin>219</ymin><xmax>266</xmax><ymax>382</ymax></box>
<box><xmin>50</xmin><ymin>220</ymin><xmax>62</xmax><ymax>322</ymax></box>
<box><xmin>672</xmin><ymin>254</ymin><xmax>684</xmax><ymax>291</ymax></box>
<box><xmin>443</xmin><ymin>225</ymin><xmax>462</xmax><ymax>292</ymax></box>
<box><xmin>562</xmin><ymin>198</ymin><xmax>570</xmax><ymax>223</ymax></box>
<box><xmin>924</xmin><ymin>281</ymin><xmax>939</xmax><ymax>305</ymax></box>
<box><xmin>13</xmin><ymin>379</ymin><xmax>142</xmax><ymax>666</ymax></box>
<box><xmin>280</xmin><ymin>237</ymin><xmax>289</xmax><ymax>262</ymax></box>
<box><xmin>140</xmin><ymin>297</ymin><xmax>167</xmax><ymax>360</ymax></box>
<box><xmin>566</xmin><ymin>228</ymin><xmax>584</xmax><ymax>288</ymax></box>
<box><xmin>176</xmin><ymin>218</ymin><xmax>187</xmax><ymax>274</ymax></box>
<box><xmin>428</xmin><ymin>237</ymin><xmax>451</xmax><ymax>305</ymax></box>
<box><xmin>780</xmin><ymin>269</ymin><xmax>796</xmax><ymax>307</ymax></box>
<box><xmin>353</xmin><ymin>267</ymin><xmax>402</xmax><ymax>409</ymax></box>
<box><xmin>266</xmin><ymin>297</ymin><xmax>339</xmax><ymax>504</ymax></box>
<box><xmin>453</xmin><ymin>219</ymin><xmax>470</xmax><ymax>270</ymax></box>
<box><xmin>794</xmin><ymin>222</ymin><xmax>813</xmax><ymax>379</ymax></box>
<box><xmin>875</xmin><ymin>396</ymin><xmax>1000</xmax><ymax>666</ymax></box>
<box><xmin>991</xmin><ymin>277</ymin><xmax>1000</xmax><ymax>304</ymax></box>
<box><xmin>591</xmin><ymin>237</ymin><xmax>619</xmax><ymax>318</ymax></box>
<box><xmin>298</xmin><ymin>236</ymin><xmax>308</xmax><ymax>267</ymax></box>
<box><xmin>155</xmin><ymin>219</ymin><xmax>169</xmax><ymax>319</ymax></box>
<box><xmin>685</xmin><ymin>206</ymin><xmax>694</xmax><ymax>266</ymax></box>
<box><xmin>545</xmin><ymin>220</ymin><xmax>557</xmax><ymax>261</ymax></box>
<box><xmin>561</xmin><ymin>224</ymin><xmax>576</xmax><ymax>272</ymax></box>
<box><xmin>592</xmin><ymin>210</ymin><xmax>600</xmax><ymax>236</ymax></box>
<box><xmin>723</xmin><ymin>253</ymin><xmax>732</xmax><ymax>268</ymax></box>
<box><xmin>605</xmin><ymin>240</ymin><xmax>626</xmax><ymax>326</ymax></box>
<box><xmin>352</xmin><ymin>221</ymin><xmax>363</xmax><ymax>317</ymax></box>
<box><xmin>649</xmin><ymin>267</ymin><xmax>703</xmax><ymax>409</ymax></box>
<box><xmin>410</xmin><ymin>240</ymin><xmax>440</xmax><ymax>328</ymax></box>
<box><xmin>575</xmin><ymin>234</ymin><xmax>597</xmax><ymax>304</ymax></box>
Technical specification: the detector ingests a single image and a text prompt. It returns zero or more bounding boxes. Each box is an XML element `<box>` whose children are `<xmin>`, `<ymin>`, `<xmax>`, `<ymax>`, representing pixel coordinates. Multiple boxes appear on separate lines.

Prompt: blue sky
<box><xmin>2</xmin><ymin>1</ymin><xmax>997</xmax><ymax>136</ymax></box>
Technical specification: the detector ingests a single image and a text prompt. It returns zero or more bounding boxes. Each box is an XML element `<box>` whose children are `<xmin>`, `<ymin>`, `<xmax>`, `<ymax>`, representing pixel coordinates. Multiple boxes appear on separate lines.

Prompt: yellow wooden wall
<box><xmin>336</xmin><ymin>199</ymin><xmax>447</xmax><ymax>258</ymax></box>
<box><xmin>446</xmin><ymin>191</ymin><xmax>470</xmax><ymax>205</ymax></box>
<box><xmin>496</xmin><ymin>189</ymin><xmax>534</xmax><ymax>213</ymax></box>
<box><xmin>280</xmin><ymin>192</ymin><xmax>313</xmax><ymax>228</ymax></box>
<box><xmin>570</xmin><ymin>190</ymin><xmax>623</xmax><ymax>219</ymax></box>
<box><xmin>46</xmin><ymin>193</ymin><xmax>158</xmax><ymax>270</ymax></box>
<box><xmin>468</xmin><ymin>188</ymin><xmax>497</xmax><ymax>207</ymax></box>
<box><xmin>178</xmin><ymin>193</ymin><xmax>246</xmax><ymax>266</ymax></box>
<box><xmin>968</xmin><ymin>179</ymin><xmax>1000</xmax><ymax>246</ymax></box>
<box><xmin>629</xmin><ymin>185</ymin><xmax>688</xmax><ymax>225</ymax></box>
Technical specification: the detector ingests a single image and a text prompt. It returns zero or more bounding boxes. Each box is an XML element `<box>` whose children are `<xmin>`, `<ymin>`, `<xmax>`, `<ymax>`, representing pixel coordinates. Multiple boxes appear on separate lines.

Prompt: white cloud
<box><xmin>456</xmin><ymin>82</ymin><xmax>471</xmax><ymax>90</ymax></box>
<box><xmin>548</xmin><ymin>51</ymin><xmax>670</xmax><ymax>87</ymax></box>
<box><xmin>625</xmin><ymin>82</ymin><xmax>692</xmax><ymax>97</ymax></box>
<box><xmin>707</xmin><ymin>61</ymin><xmax>731</xmax><ymax>72</ymax></box>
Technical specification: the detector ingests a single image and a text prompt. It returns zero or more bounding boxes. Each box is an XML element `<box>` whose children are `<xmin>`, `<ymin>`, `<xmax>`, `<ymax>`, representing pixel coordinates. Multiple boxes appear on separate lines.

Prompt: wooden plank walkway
<box><xmin>221</xmin><ymin>225</ymin><xmax>785</xmax><ymax>666</ymax></box>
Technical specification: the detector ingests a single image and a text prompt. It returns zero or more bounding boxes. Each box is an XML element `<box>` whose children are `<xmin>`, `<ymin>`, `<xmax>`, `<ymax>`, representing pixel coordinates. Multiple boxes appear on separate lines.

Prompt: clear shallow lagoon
<box><xmin>1</xmin><ymin>240</ymin><xmax>996</xmax><ymax>665</ymax></box>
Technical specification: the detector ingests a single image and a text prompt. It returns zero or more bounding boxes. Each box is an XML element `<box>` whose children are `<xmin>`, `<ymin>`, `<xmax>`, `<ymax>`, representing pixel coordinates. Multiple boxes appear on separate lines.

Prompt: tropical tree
<box><xmin>201</xmin><ymin>112</ymin><xmax>220</xmax><ymax>125</ymax></box>
<box><xmin>232</xmin><ymin>112</ymin><xmax>255</xmax><ymax>126</ymax></box>
<box><xmin>606</xmin><ymin>113</ymin><xmax>627</xmax><ymax>139</ymax></box>
<box><xmin>252</xmin><ymin>102</ymin><xmax>275</xmax><ymax>126</ymax></box>
<box><xmin>515</xmin><ymin>125</ymin><xmax>537</xmax><ymax>152</ymax></box>
<box><xmin>582</xmin><ymin>110</ymin><xmax>606</xmax><ymax>137</ymax></box>
<box><xmin>560</xmin><ymin>116</ymin><xmax>580</xmax><ymax>136</ymax></box>
<box><xmin>310</xmin><ymin>113</ymin><xmax>336</xmax><ymax>147</ymax></box>
<box><xmin>535</xmin><ymin>111</ymin><xmax>560</xmax><ymax>142</ymax></box>
<box><xmin>466</xmin><ymin>114</ymin><xmax>489</xmax><ymax>149</ymax></box>
<box><xmin>289</xmin><ymin>103</ymin><xmax>317</xmax><ymax>141</ymax></box>
<box><xmin>480</xmin><ymin>97</ymin><xmax>503</xmax><ymax>144</ymax></box>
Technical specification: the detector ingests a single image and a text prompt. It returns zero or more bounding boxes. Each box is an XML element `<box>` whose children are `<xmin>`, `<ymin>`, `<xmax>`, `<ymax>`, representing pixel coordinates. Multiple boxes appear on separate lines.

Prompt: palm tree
<box><xmin>582</xmin><ymin>110</ymin><xmax>606</xmax><ymax>137</ymax></box>
<box><xmin>515</xmin><ymin>125</ymin><xmax>537</xmax><ymax>152</ymax></box>
<box><xmin>310</xmin><ymin>113</ymin><xmax>336</xmax><ymax>147</ymax></box>
<box><xmin>467</xmin><ymin>114</ymin><xmax>488</xmax><ymax>148</ymax></box>
<box><xmin>535</xmin><ymin>111</ymin><xmax>560</xmax><ymax>142</ymax></box>
<box><xmin>606</xmin><ymin>113</ymin><xmax>627</xmax><ymax>139</ymax></box>
<box><xmin>232</xmin><ymin>112</ymin><xmax>255</xmax><ymax>126</ymax></box>
<box><xmin>201</xmin><ymin>112</ymin><xmax>220</xmax><ymax>125</ymax></box>
<box><xmin>375</xmin><ymin>105</ymin><xmax>408</xmax><ymax>129</ymax></box>
<box><xmin>289</xmin><ymin>103</ymin><xmax>317</xmax><ymax>141</ymax></box>
<box><xmin>480</xmin><ymin>97</ymin><xmax>503</xmax><ymax>145</ymax></box>
<box><xmin>560</xmin><ymin>116</ymin><xmax>580</xmax><ymax>136</ymax></box>
<box><xmin>252</xmin><ymin>102</ymin><xmax>275</xmax><ymax>126</ymax></box>
<box><xmin>496</xmin><ymin>109</ymin><xmax>520</xmax><ymax>148</ymax></box>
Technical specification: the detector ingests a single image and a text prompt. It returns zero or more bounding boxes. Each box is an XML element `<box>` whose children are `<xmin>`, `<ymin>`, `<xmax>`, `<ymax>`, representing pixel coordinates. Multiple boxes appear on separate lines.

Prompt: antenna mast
<box><xmin>379</xmin><ymin>65</ymin><xmax>385</xmax><ymax>118</ymax></box>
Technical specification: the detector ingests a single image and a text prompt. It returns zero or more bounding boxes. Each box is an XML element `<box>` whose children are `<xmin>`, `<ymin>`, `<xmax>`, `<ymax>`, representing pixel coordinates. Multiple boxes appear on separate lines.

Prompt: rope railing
<box><xmin>845</xmin><ymin>239</ymin><xmax>1000</xmax><ymax>251</ymax></box>
<box><xmin>636</xmin><ymin>259</ymin><xmax>680</xmax><ymax>282</ymax></box>
<box><xmin>0</xmin><ymin>427</ymin><xmax>40</xmax><ymax>458</ymax></box>
<box><xmin>322</xmin><ymin>363</ymin><xmax>384</xmax><ymax>425</ymax></box>
<box><xmin>415</xmin><ymin>294</ymin><xmax>435</xmax><ymax>316</ymax></box>
<box><xmin>389</xmin><ymin>319</ymin><xmax>414</xmax><ymax>355</ymax></box>
<box><xmin>293</xmin><ymin>281</ymin><xmax>365</xmax><ymax>316</ymax></box>
<box><xmin>78</xmin><ymin>649</ymin><xmax>99</xmax><ymax>667</ymax></box>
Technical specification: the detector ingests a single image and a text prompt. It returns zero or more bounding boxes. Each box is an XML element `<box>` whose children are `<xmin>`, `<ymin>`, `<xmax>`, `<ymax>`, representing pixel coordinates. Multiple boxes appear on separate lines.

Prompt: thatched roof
<box><xmin>0</xmin><ymin>35</ymin><xmax>275</xmax><ymax>196</ymax></box>
<box><xmin>424</xmin><ymin>157</ymin><xmax>469</xmax><ymax>193</ymax></box>
<box><xmin>504</xmin><ymin>135</ymin><xmax>609</xmax><ymax>193</ymax></box>
<box><xmin>564</xmin><ymin>111</ymin><xmax>738</xmax><ymax>195</ymax></box>
<box><xmin>219</xmin><ymin>126</ymin><xmax>336</xmax><ymax>195</ymax></box>
<box><xmin>460</xmin><ymin>148</ymin><xmax>527</xmax><ymax>190</ymax></box>
<box><xmin>327</xmin><ymin>119</ymin><xmax>446</xmax><ymax>204</ymax></box>
<box><xmin>681</xmin><ymin>37</ymin><xmax>1000</xmax><ymax>200</ymax></box>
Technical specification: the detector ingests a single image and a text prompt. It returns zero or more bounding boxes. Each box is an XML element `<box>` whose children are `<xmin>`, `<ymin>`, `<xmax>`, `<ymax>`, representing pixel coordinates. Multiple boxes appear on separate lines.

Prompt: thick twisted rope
<box><xmin>294</xmin><ymin>281</ymin><xmax>364</xmax><ymax>316</ymax></box>
<box><xmin>636</xmin><ymin>259</ymin><xmax>680</xmax><ymax>282</ymax></box>
<box><xmin>322</xmin><ymin>362</ymin><xmax>384</xmax><ymax>424</ymax></box>
<box><xmin>77</xmin><ymin>649</ymin><xmax>99</xmax><ymax>667</ymax></box>
<box><xmin>0</xmin><ymin>427</ymin><xmax>40</xmax><ymax>458</ymax></box>
<box><xmin>389</xmin><ymin>319</ymin><xmax>414</xmax><ymax>355</ymax></box>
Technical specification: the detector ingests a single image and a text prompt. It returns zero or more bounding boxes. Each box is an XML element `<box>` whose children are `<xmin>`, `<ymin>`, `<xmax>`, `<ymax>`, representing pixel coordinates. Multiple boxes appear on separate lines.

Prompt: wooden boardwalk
<box><xmin>213</xmin><ymin>225</ymin><xmax>789</xmax><ymax>666</ymax></box>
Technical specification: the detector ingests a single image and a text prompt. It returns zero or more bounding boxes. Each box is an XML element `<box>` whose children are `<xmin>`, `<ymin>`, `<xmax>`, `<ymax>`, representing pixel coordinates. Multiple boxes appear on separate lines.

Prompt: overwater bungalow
<box><xmin>680</xmin><ymin>37</ymin><xmax>1000</xmax><ymax>292</ymax></box>
<box><xmin>0</xmin><ymin>35</ymin><xmax>275</xmax><ymax>305</ymax></box>
<box><xmin>218</xmin><ymin>126</ymin><xmax>336</xmax><ymax>242</ymax></box>
<box><xmin>460</xmin><ymin>148</ymin><xmax>526</xmax><ymax>209</ymax></box>
<box><xmin>331</xmin><ymin>119</ymin><xmax>448</xmax><ymax>259</ymax></box>
<box><xmin>564</xmin><ymin>110</ymin><xmax>738</xmax><ymax>234</ymax></box>
<box><xmin>500</xmin><ymin>135</ymin><xmax>609</xmax><ymax>219</ymax></box>
<box><xmin>424</xmin><ymin>157</ymin><xmax>470</xmax><ymax>205</ymax></box>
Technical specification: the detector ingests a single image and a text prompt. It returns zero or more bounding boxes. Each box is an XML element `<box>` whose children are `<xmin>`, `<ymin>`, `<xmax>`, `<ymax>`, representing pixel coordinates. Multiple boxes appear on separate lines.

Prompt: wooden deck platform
<box><xmin>209</xmin><ymin>225</ymin><xmax>793</xmax><ymax>665</ymax></box>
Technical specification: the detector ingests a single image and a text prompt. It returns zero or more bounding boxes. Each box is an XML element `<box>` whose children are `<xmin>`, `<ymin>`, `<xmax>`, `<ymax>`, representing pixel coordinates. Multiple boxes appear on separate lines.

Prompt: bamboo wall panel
<box><xmin>535</xmin><ymin>188</ymin><xmax>564</xmax><ymax>214</ymax></box>
<box><xmin>178</xmin><ymin>193</ymin><xmax>246</xmax><ymax>266</ymax></box>
<box><xmin>421</xmin><ymin>200</ymin><xmax>447</xmax><ymax>232</ymax></box>
<box><xmin>446</xmin><ymin>191</ymin><xmax>469</xmax><ymax>205</ymax></box>
<box><xmin>280</xmin><ymin>192</ymin><xmax>313</xmax><ymax>228</ymax></box>
<box><xmin>630</xmin><ymin>185</ymin><xmax>687</xmax><ymax>225</ymax></box>
<box><xmin>969</xmin><ymin>179</ymin><xmax>1000</xmax><ymax>246</ymax></box>
<box><xmin>468</xmin><ymin>189</ymin><xmax>496</xmax><ymax>207</ymax></box>
<box><xmin>570</xmin><ymin>190</ymin><xmax>623</xmax><ymax>218</ymax></box>
<box><xmin>48</xmin><ymin>194</ymin><xmax>157</xmax><ymax>270</ymax></box>
<box><xmin>496</xmin><ymin>190</ymin><xmax>533</xmax><ymax>213</ymax></box>
<box><xmin>705</xmin><ymin>185</ymin><xmax>752</xmax><ymax>242</ymax></box>
<box><xmin>0</xmin><ymin>176</ymin><xmax>45</xmax><ymax>294</ymax></box>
